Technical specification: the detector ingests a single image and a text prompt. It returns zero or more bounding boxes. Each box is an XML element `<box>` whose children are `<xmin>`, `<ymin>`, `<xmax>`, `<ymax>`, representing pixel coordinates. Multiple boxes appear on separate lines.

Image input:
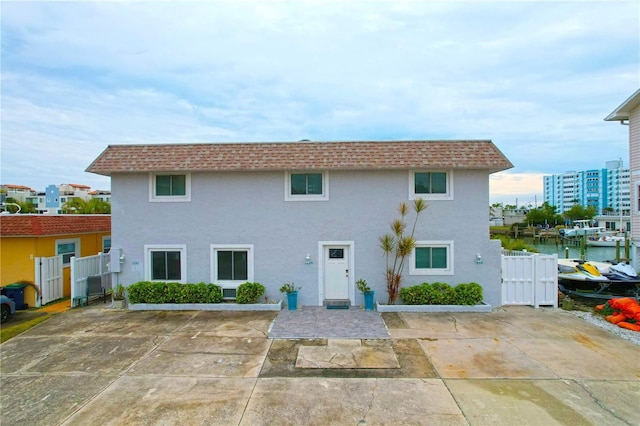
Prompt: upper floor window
<box><xmin>56</xmin><ymin>238</ymin><xmax>80</xmax><ymax>266</ymax></box>
<box><xmin>410</xmin><ymin>170</ymin><xmax>453</xmax><ymax>200</ymax></box>
<box><xmin>145</xmin><ymin>244</ymin><xmax>187</xmax><ymax>282</ymax></box>
<box><xmin>149</xmin><ymin>173</ymin><xmax>191</xmax><ymax>202</ymax></box>
<box><xmin>409</xmin><ymin>241</ymin><xmax>454</xmax><ymax>275</ymax></box>
<box><xmin>285</xmin><ymin>171</ymin><xmax>328</xmax><ymax>201</ymax></box>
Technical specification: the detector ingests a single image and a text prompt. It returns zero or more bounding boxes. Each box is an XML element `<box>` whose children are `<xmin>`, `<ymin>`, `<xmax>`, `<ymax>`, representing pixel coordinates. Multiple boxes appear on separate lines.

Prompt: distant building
<box><xmin>543</xmin><ymin>160</ymin><xmax>630</xmax><ymax>219</ymax></box>
<box><xmin>0</xmin><ymin>184</ymin><xmax>36</xmax><ymax>202</ymax></box>
<box><xmin>490</xmin><ymin>206</ymin><xmax>529</xmax><ymax>226</ymax></box>
<box><xmin>1</xmin><ymin>183</ymin><xmax>110</xmax><ymax>214</ymax></box>
<box><xmin>89</xmin><ymin>190</ymin><xmax>111</xmax><ymax>203</ymax></box>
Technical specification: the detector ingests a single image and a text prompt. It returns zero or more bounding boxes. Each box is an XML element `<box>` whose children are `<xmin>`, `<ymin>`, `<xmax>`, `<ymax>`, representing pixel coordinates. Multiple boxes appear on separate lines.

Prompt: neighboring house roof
<box><xmin>86</xmin><ymin>140</ymin><xmax>513</xmax><ymax>175</ymax></box>
<box><xmin>2</xmin><ymin>184</ymin><xmax>35</xmax><ymax>191</ymax></box>
<box><xmin>605</xmin><ymin>89</ymin><xmax>640</xmax><ymax>121</ymax></box>
<box><xmin>0</xmin><ymin>215</ymin><xmax>111</xmax><ymax>237</ymax></box>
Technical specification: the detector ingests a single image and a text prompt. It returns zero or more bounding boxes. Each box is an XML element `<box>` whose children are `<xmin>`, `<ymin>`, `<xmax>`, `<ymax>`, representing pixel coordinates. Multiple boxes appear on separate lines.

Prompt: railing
<box><xmin>501</xmin><ymin>249</ymin><xmax>533</xmax><ymax>257</ymax></box>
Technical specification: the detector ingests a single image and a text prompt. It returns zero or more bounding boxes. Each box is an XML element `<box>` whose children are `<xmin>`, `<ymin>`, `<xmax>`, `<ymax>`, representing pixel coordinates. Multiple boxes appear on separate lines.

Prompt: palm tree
<box><xmin>62</xmin><ymin>197</ymin><xmax>110</xmax><ymax>214</ymax></box>
<box><xmin>379</xmin><ymin>198</ymin><xmax>427</xmax><ymax>304</ymax></box>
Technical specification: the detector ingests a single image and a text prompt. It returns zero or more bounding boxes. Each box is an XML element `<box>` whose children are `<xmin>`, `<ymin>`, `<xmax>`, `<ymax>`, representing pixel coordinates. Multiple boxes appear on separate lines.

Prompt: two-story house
<box><xmin>86</xmin><ymin>140</ymin><xmax>513</xmax><ymax>307</ymax></box>
<box><xmin>606</xmin><ymin>89</ymin><xmax>640</xmax><ymax>268</ymax></box>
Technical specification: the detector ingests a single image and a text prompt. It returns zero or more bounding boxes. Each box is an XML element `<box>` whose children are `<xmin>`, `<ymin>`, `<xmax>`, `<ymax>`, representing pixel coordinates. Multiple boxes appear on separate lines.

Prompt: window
<box><xmin>144</xmin><ymin>245</ymin><xmax>187</xmax><ymax>282</ymax></box>
<box><xmin>56</xmin><ymin>238</ymin><xmax>80</xmax><ymax>266</ymax></box>
<box><xmin>410</xmin><ymin>241</ymin><xmax>454</xmax><ymax>275</ymax></box>
<box><xmin>211</xmin><ymin>245</ymin><xmax>254</xmax><ymax>285</ymax></box>
<box><xmin>285</xmin><ymin>171</ymin><xmax>328</xmax><ymax>201</ymax></box>
<box><xmin>149</xmin><ymin>173</ymin><xmax>191</xmax><ymax>202</ymax></box>
<box><xmin>410</xmin><ymin>170</ymin><xmax>453</xmax><ymax>200</ymax></box>
<box><xmin>102</xmin><ymin>236</ymin><xmax>111</xmax><ymax>254</ymax></box>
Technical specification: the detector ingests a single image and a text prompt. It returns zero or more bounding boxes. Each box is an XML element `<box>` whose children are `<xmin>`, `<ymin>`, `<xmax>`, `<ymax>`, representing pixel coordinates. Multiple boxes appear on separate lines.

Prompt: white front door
<box><xmin>324</xmin><ymin>246</ymin><xmax>350</xmax><ymax>299</ymax></box>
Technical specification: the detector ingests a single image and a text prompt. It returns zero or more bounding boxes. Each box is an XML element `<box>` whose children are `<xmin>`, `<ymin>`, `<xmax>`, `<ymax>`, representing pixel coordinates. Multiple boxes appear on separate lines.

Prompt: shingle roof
<box><xmin>86</xmin><ymin>140</ymin><xmax>513</xmax><ymax>175</ymax></box>
<box><xmin>0</xmin><ymin>215</ymin><xmax>111</xmax><ymax>237</ymax></box>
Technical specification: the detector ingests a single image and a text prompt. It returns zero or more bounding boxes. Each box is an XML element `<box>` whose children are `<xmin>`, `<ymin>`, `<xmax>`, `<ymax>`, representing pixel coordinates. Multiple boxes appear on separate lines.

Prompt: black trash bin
<box><xmin>3</xmin><ymin>283</ymin><xmax>27</xmax><ymax>310</ymax></box>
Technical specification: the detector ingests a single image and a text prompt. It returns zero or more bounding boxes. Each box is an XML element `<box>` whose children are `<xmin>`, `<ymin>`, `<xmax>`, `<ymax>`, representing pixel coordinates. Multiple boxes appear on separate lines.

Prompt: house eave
<box><xmin>604</xmin><ymin>88</ymin><xmax>640</xmax><ymax>122</ymax></box>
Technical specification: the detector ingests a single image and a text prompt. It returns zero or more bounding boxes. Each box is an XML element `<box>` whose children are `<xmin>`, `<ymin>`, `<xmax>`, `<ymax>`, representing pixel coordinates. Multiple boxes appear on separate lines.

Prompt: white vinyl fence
<box><xmin>501</xmin><ymin>251</ymin><xmax>558</xmax><ymax>308</ymax></box>
<box><xmin>34</xmin><ymin>255</ymin><xmax>64</xmax><ymax>307</ymax></box>
<box><xmin>70</xmin><ymin>252</ymin><xmax>112</xmax><ymax>307</ymax></box>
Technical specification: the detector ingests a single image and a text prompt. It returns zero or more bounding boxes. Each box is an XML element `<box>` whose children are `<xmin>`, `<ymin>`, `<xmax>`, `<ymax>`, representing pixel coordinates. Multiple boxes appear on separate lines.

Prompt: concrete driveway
<box><xmin>0</xmin><ymin>305</ymin><xmax>638</xmax><ymax>425</ymax></box>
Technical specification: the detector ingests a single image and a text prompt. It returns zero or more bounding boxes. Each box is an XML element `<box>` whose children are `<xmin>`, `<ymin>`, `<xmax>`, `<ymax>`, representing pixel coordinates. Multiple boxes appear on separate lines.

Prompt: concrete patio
<box><xmin>0</xmin><ymin>305</ymin><xmax>638</xmax><ymax>425</ymax></box>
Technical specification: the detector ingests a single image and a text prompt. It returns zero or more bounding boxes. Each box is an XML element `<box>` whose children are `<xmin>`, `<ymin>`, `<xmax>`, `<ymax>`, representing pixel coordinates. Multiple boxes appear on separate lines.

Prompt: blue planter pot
<box><xmin>364</xmin><ymin>291</ymin><xmax>375</xmax><ymax>311</ymax></box>
<box><xmin>287</xmin><ymin>291</ymin><xmax>298</xmax><ymax>311</ymax></box>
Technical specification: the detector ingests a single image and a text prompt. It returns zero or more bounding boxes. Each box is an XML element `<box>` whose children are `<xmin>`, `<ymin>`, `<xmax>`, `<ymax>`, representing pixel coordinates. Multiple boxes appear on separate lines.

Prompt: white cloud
<box><xmin>1</xmin><ymin>0</ymin><xmax>638</xmax><ymax>195</ymax></box>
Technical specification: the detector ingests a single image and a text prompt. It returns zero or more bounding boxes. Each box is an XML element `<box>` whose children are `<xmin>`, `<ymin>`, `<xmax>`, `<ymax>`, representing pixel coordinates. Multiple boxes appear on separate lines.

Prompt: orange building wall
<box><xmin>0</xmin><ymin>232</ymin><xmax>110</xmax><ymax>308</ymax></box>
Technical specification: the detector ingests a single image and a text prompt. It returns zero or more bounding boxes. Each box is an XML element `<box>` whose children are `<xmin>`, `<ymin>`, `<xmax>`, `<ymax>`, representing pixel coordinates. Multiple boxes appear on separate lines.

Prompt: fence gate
<box><xmin>501</xmin><ymin>252</ymin><xmax>558</xmax><ymax>308</ymax></box>
<box><xmin>35</xmin><ymin>255</ymin><xmax>64</xmax><ymax>306</ymax></box>
<box><xmin>534</xmin><ymin>254</ymin><xmax>559</xmax><ymax>307</ymax></box>
<box><xmin>70</xmin><ymin>253</ymin><xmax>112</xmax><ymax>307</ymax></box>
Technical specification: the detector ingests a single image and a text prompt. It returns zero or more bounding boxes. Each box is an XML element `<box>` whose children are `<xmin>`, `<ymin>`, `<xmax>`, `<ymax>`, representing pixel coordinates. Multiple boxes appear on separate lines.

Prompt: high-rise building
<box><xmin>543</xmin><ymin>160</ymin><xmax>630</xmax><ymax>216</ymax></box>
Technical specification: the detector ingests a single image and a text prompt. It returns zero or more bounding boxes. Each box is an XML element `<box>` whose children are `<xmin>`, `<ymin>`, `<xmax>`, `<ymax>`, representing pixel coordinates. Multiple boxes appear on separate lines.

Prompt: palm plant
<box><xmin>62</xmin><ymin>197</ymin><xmax>111</xmax><ymax>214</ymax></box>
<box><xmin>379</xmin><ymin>198</ymin><xmax>427</xmax><ymax>304</ymax></box>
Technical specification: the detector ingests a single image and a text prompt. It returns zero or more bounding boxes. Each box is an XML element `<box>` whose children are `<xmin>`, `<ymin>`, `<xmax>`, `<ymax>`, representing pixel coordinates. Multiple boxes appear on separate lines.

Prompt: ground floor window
<box><xmin>56</xmin><ymin>238</ymin><xmax>80</xmax><ymax>266</ymax></box>
<box><xmin>409</xmin><ymin>241</ymin><xmax>454</xmax><ymax>275</ymax></box>
<box><xmin>102</xmin><ymin>236</ymin><xmax>111</xmax><ymax>253</ymax></box>
<box><xmin>145</xmin><ymin>244</ymin><xmax>187</xmax><ymax>282</ymax></box>
<box><xmin>211</xmin><ymin>244</ymin><xmax>254</xmax><ymax>285</ymax></box>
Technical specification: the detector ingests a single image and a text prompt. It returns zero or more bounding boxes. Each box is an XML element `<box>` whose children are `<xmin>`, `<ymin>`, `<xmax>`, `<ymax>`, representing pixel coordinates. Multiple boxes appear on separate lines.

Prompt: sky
<box><xmin>1</xmin><ymin>0</ymin><xmax>638</xmax><ymax>207</ymax></box>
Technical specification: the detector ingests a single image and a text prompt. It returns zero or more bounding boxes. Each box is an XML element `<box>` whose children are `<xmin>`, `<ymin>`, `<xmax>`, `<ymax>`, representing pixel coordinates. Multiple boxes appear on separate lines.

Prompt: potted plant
<box><xmin>279</xmin><ymin>282</ymin><xmax>300</xmax><ymax>311</ymax></box>
<box><xmin>357</xmin><ymin>278</ymin><xmax>375</xmax><ymax>311</ymax></box>
<box><xmin>112</xmin><ymin>284</ymin><xmax>126</xmax><ymax>309</ymax></box>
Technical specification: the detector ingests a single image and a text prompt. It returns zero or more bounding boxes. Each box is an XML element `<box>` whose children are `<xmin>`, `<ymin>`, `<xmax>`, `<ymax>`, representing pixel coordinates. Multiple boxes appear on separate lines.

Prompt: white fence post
<box><xmin>70</xmin><ymin>256</ymin><xmax>77</xmax><ymax>306</ymax></box>
<box><xmin>34</xmin><ymin>257</ymin><xmax>42</xmax><ymax>308</ymax></box>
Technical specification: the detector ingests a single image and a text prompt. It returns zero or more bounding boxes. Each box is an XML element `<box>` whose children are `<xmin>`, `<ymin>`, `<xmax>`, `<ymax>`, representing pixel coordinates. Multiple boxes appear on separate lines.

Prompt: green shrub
<box><xmin>127</xmin><ymin>281</ymin><xmax>165</xmax><ymax>304</ymax></box>
<box><xmin>400</xmin><ymin>282</ymin><xmax>483</xmax><ymax>305</ymax></box>
<box><xmin>236</xmin><ymin>282</ymin><xmax>265</xmax><ymax>304</ymax></box>
<box><xmin>127</xmin><ymin>281</ymin><xmax>222</xmax><ymax>304</ymax></box>
<box><xmin>399</xmin><ymin>284</ymin><xmax>423</xmax><ymax>305</ymax></box>
<box><xmin>454</xmin><ymin>282</ymin><xmax>483</xmax><ymax>305</ymax></box>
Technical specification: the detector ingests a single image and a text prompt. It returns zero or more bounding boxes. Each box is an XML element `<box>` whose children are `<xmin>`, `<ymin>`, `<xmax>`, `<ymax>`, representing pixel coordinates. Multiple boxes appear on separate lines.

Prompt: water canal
<box><xmin>527</xmin><ymin>240</ymin><xmax>626</xmax><ymax>263</ymax></box>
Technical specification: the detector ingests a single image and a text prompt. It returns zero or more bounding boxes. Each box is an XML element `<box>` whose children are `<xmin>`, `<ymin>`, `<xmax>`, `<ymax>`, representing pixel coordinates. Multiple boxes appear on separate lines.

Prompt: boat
<box><xmin>557</xmin><ymin>258</ymin><xmax>640</xmax><ymax>299</ymax></box>
<box><xmin>559</xmin><ymin>220</ymin><xmax>606</xmax><ymax>238</ymax></box>
<box><xmin>586</xmin><ymin>232</ymin><xmax>627</xmax><ymax>247</ymax></box>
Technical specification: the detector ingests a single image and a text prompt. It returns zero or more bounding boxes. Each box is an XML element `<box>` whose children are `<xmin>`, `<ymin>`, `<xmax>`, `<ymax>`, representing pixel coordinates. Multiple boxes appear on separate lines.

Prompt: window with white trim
<box><xmin>409</xmin><ymin>241</ymin><xmax>454</xmax><ymax>275</ymax></box>
<box><xmin>102</xmin><ymin>236</ymin><xmax>111</xmax><ymax>253</ymax></box>
<box><xmin>409</xmin><ymin>170</ymin><xmax>453</xmax><ymax>200</ymax></box>
<box><xmin>56</xmin><ymin>238</ymin><xmax>80</xmax><ymax>266</ymax></box>
<box><xmin>145</xmin><ymin>244</ymin><xmax>187</xmax><ymax>282</ymax></box>
<box><xmin>285</xmin><ymin>171</ymin><xmax>328</xmax><ymax>201</ymax></box>
<box><xmin>211</xmin><ymin>244</ymin><xmax>254</xmax><ymax>285</ymax></box>
<box><xmin>149</xmin><ymin>173</ymin><xmax>191</xmax><ymax>202</ymax></box>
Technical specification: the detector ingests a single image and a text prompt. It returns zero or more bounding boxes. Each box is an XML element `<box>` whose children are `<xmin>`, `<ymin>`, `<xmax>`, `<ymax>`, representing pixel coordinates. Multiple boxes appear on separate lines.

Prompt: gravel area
<box><xmin>570</xmin><ymin>310</ymin><xmax>640</xmax><ymax>346</ymax></box>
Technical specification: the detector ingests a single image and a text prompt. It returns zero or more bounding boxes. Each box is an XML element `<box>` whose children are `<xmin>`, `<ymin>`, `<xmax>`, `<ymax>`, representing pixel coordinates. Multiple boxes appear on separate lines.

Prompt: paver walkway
<box><xmin>268</xmin><ymin>306</ymin><xmax>390</xmax><ymax>339</ymax></box>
